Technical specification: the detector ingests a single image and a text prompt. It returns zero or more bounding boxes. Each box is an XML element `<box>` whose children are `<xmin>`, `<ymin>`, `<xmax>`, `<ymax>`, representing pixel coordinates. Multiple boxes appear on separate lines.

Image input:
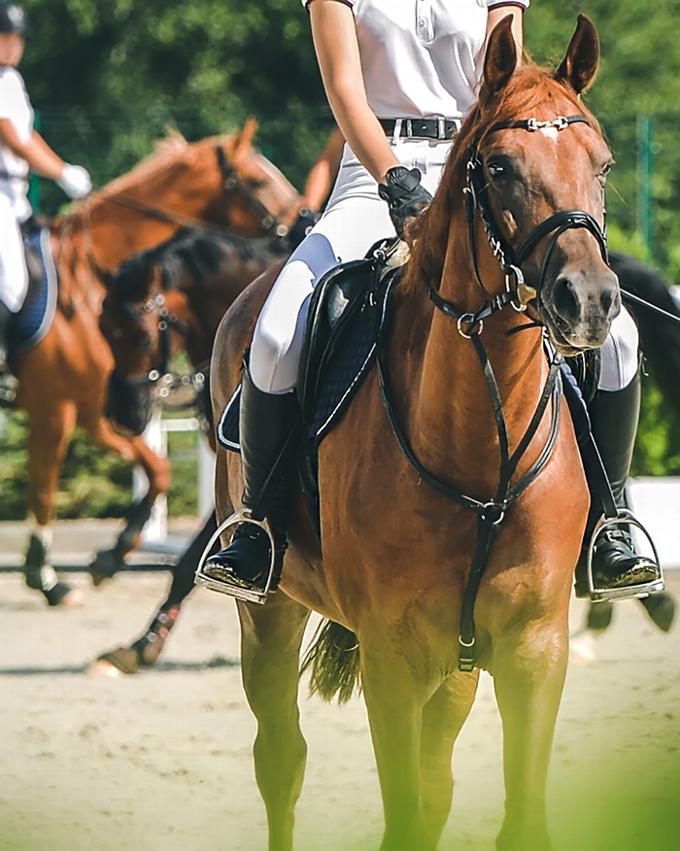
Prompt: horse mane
<box><xmin>53</xmin><ymin>131</ymin><xmax>236</xmax><ymax>231</ymax></box>
<box><xmin>405</xmin><ymin>61</ymin><xmax>602</xmax><ymax>292</ymax></box>
<box><xmin>113</xmin><ymin>226</ymin><xmax>284</xmax><ymax>301</ymax></box>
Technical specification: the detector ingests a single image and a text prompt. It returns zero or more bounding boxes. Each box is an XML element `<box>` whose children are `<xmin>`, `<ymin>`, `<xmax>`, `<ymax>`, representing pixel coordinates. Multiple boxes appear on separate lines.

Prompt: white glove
<box><xmin>57</xmin><ymin>164</ymin><xmax>92</xmax><ymax>200</ymax></box>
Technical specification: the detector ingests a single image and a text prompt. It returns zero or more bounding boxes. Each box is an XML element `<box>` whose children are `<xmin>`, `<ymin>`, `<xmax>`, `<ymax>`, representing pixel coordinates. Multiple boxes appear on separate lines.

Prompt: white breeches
<box><xmin>0</xmin><ymin>192</ymin><xmax>29</xmax><ymax>313</ymax></box>
<box><xmin>249</xmin><ymin>140</ymin><xmax>639</xmax><ymax>396</ymax></box>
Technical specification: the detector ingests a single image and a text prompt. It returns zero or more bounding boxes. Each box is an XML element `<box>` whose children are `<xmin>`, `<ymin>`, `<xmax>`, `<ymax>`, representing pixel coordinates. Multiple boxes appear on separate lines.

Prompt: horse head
<box><xmin>100</xmin><ymin>247</ymin><xmax>194</xmax><ymax>436</ymax></box>
<box><xmin>430</xmin><ymin>15</ymin><xmax>618</xmax><ymax>355</ymax></box>
<box><xmin>203</xmin><ymin>118</ymin><xmax>302</xmax><ymax>236</ymax></box>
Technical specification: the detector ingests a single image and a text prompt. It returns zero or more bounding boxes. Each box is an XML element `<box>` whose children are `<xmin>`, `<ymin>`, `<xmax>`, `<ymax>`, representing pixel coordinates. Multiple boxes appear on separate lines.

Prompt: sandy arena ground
<box><xmin>1</xmin><ymin>519</ymin><xmax>679</xmax><ymax>851</ymax></box>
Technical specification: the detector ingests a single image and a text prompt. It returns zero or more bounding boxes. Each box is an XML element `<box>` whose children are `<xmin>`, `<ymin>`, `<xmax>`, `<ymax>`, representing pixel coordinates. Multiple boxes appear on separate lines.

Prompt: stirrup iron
<box><xmin>586</xmin><ymin>509</ymin><xmax>665</xmax><ymax>603</ymax></box>
<box><xmin>194</xmin><ymin>507</ymin><xmax>277</xmax><ymax>605</ymax></box>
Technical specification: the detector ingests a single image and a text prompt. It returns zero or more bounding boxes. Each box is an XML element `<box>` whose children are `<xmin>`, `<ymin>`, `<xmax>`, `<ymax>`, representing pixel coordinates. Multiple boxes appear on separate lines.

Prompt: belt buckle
<box><xmin>405</xmin><ymin>119</ymin><xmax>413</xmax><ymax>138</ymax></box>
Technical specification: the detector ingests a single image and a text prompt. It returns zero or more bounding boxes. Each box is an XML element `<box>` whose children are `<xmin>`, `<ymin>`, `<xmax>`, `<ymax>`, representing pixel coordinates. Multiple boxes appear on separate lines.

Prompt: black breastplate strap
<box><xmin>375</xmin><ymin>277</ymin><xmax>563</xmax><ymax>672</ymax></box>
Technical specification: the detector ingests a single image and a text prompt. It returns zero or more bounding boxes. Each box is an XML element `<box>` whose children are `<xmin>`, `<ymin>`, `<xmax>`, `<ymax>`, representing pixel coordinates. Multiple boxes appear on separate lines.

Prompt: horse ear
<box><xmin>555</xmin><ymin>14</ymin><xmax>600</xmax><ymax>94</ymax></box>
<box><xmin>480</xmin><ymin>15</ymin><xmax>518</xmax><ymax>103</ymax></box>
<box><xmin>235</xmin><ymin>117</ymin><xmax>259</xmax><ymax>156</ymax></box>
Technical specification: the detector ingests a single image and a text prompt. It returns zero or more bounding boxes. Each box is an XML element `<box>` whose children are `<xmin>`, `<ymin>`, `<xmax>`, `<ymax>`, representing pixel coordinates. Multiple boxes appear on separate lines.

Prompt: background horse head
<box><xmin>12</xmin><ymin>124</ymin><xmax>301</xmax><ymax>603</ymax></box>
<box><xmin>99</xmin><ymin>226</ymin><xmax>289</xmax><ymax>435</ymax></box>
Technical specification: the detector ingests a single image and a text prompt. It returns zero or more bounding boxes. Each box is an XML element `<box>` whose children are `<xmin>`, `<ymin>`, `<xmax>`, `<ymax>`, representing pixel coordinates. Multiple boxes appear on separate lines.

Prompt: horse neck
<box><xmin>403</xmin><ymin>213</ymin><xmax>548</xmax><ymax>498</ymax></box>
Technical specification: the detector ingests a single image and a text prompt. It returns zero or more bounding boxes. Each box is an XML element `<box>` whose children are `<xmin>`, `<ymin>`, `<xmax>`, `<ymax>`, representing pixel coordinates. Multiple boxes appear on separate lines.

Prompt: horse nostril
<box><xmin>600</xmin><ymin>287</ymin><xmax>614</xmax><ymax>315</ymax></box>
<box><xmin>553</xmin><ymin>276</ymin><xmax>580</xmax><ymax>323</ymax></box>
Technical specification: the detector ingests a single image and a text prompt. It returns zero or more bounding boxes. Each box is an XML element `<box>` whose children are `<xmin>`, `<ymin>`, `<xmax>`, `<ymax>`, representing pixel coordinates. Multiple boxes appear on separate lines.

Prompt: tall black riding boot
<box><xmin>201</xmin><ymin>365</ymin><xmax>299</xmax><ymax>598</ymax></box>
<box><xmin>583</xmin><ymin>367</ymin><xmax>661</xmax><ymax>596</ymax></box>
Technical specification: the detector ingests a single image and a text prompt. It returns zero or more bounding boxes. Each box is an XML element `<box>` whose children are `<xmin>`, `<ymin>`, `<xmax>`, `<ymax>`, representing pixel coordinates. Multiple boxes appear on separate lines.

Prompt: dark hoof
<box><xmin>641</xmin><ymin>593</ymin><xmax>676</xmax><ymax>633</ymax></box>
<box><xmin>43</xmin><ymin>581</ymin><xmax>84</xmax><ymax>608</ymax></box>
<box><xmin>88</xmin><ymin>548</ymin><xmax>124</xmax><ymax>587</ymax></box>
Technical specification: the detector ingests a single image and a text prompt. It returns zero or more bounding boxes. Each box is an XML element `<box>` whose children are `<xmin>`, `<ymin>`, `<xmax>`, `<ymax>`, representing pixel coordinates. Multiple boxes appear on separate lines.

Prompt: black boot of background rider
<box><xmin>202</xmin><ymin>365</ymin><xmax>299</xmax><ymax>594</ymax></box>
<box><xmin>0</xmin><ymin>301</ymin><xmax>12</xmax><ymax>374</ymax></box>
<box><xmin>577</xmin><ymin>367</ymin><xmax>661</xmax><ymax>596</ymax></box>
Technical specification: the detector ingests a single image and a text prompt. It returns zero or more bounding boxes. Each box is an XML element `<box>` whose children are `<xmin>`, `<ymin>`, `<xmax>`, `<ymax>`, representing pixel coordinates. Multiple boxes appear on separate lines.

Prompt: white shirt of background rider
<box><xmin>0</xmin><ymin>65</ymin><xmax>33</xmax><ymax>221</ymax></box>
<box><xmin>301</xmin><ymin>0</ymin><xmax>530</xmax><ymax>120</ymax></box>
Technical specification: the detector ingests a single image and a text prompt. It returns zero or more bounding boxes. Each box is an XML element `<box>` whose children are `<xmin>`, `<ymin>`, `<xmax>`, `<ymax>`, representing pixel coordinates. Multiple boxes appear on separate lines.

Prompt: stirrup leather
<box><xmin>586</xmin><ymin>509</ymin><xmax>665</xmax><ymax>603</ymax></box>
<box><xmin>194</xmin><ymin>508</ymin><xmax>278</xmax><ymax>605</ymax></box>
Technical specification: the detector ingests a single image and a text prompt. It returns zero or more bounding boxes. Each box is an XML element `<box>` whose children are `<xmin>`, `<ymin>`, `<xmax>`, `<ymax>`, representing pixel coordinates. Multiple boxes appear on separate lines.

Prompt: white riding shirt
<box><xmin>302</xmin><ymin>0</ymin><xmax>530</xmax><ymax>119</ymax></box>
<box><xmin>0</xmin><ymin>66</ymin><xmax>33</xmax><ymax>222</ymax></box>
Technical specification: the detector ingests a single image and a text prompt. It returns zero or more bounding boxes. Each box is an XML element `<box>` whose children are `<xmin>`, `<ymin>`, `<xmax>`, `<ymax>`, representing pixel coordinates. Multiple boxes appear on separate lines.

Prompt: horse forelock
<box><xmin>406</xmin><ymin>62</ymin><xmax>603</xmax><ymax>292</ymax></box>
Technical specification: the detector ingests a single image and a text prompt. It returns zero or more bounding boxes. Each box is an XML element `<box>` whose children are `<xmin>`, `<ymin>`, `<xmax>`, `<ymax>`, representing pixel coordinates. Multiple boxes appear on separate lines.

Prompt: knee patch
<box><xmin>598</xmin><ymin>308</ymin><xmax>639</xmax><ymax>392</ymax></box>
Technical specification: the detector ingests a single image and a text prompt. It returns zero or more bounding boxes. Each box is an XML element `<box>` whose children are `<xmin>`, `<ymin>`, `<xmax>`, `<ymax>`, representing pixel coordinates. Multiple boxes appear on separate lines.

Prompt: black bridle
<box><xmin>109</xmin><ymin>292</ymin><xmax>207</xmax><ymax>415</ymax></box>
<box><xmin>215</xmin><ymin>146</ymin><xmax>295</xmax><ymax>239</ymax></box>
<box><xmin>376</xmin><ymin>113</ymin><xmax>610</xmax><ymax>671</ymax></box>
<box><xmin>429</xmin><ymin>113</ymin><xmax>609</xmax><ymax>336</ymax></box>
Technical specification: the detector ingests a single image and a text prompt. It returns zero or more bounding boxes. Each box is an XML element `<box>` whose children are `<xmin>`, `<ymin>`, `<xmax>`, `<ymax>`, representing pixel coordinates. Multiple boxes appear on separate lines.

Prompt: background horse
<box><xmin>8</xmin><ymin>120</ymin><xmax>300</xmax><ymax>607</ymax></box>
<box><xmin>209</xmin><ymin>17</ymin><xmax>618</xmax><ymax>851</ymax></box>
<box><xmin>91</xmin><ymin>226</ymin><xmax>289</xmax><ymax>673</ymax></box>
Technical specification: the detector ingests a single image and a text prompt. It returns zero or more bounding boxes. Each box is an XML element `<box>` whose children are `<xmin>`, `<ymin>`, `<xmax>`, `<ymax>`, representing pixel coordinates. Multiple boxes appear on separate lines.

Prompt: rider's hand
<box><xmin>378</xmin><ymin>166</ymin><xmax>432</xmax><ymax>239</ymax></box>
<box><xmin>57</xmin><ymin>164</ymin><xmax>92</xmax><ymax>200</ymax></box>
<box><xmin>287</xmin><ymin>207</ymin><xmax>320</xmax><ymax>250</ymax></box>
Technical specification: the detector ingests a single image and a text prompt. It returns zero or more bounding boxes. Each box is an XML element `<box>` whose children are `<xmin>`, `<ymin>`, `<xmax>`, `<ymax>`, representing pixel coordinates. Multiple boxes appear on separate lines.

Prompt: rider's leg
<box><xmin>201</xmin><ymin>139</ymin><xmax>450</xmax><ymax>597</ymax></box>
<box><xmin>202</xmin><ymin>200</ymin><xmax>395</xmax><ymax>594</ymax></box>
<box><xmin>0</xmin><ymin>199</ymin><xmax>29</xmax><ymax>372</ymax></box>
<box><xmin>586</xmin><ymin>307</ymin><xmax>661</xmax><ymax>593</ymax></box>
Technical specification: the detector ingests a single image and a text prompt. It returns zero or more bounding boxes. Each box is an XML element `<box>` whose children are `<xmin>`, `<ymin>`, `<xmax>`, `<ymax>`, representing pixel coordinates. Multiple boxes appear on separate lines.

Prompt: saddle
<box><xmin>8</xmin><ymin>222</ymin><xmax>58</xmax><ymax>354</ymax></box>
<box><xmin>216</xmin><ymin>241</ymin><xmax>607</xmax><ymax>532</ymax></box>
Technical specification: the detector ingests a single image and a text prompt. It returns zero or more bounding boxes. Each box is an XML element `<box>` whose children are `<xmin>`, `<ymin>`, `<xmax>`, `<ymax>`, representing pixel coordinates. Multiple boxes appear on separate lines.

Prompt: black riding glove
<box><xmin>378</xmin><ymin>166</ymin><xmax>432</xmax><ymax>239</ymax></box>
<box><xmin>287</xmin><ymin>207</ymin><xmax>320</xmax><ymax>250</ymax></box>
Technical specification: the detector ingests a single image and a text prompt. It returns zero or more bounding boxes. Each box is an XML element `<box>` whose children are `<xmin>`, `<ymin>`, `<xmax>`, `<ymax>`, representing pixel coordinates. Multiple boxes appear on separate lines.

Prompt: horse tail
<box><xmin>300</xmin><ymin>620</ymin><xmax>361</xmax><ymax>704</ymax></box>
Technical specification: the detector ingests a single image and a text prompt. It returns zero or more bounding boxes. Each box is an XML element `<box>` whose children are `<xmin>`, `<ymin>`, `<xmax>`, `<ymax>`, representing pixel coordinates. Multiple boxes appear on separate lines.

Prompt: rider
<box><xmin>0</xmin><ymin>2</ymin><xmax>92</xmax><ymax>374</ymax></box>
<box><xmin>203</xmin><ymin>0</ymin><xmax>661</xmax><ymax>602</ymax></box>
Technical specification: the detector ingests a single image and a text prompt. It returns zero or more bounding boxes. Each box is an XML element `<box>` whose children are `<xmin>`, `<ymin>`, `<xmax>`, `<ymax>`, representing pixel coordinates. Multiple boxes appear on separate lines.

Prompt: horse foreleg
<box><xmin>238</xmin><ymin>592</ymin><xmax>310</xmax><ymax>851</ymax></box>
<box><xmin>80</xmin><ymin>416</ymin><xmax>170</xmax><ymax>582</ymax></box>
<box><xmin>492</xmin><ymin>619</ymin><xmax>569</xmax><ymax>851</ymax></box>
<box><xmin>361</xmin><ymin>643</ymin><xmax>434</xmax><ymax>851</ymax></box>
<box><xmin>25</xmin><ymin>401</ymin><xmax>82</xmax><ymax>607</ymax></box>
<box><xmin>420</xmin><ymin>671</ymin><xmax>479</xmax><ymax>844</ymax></box>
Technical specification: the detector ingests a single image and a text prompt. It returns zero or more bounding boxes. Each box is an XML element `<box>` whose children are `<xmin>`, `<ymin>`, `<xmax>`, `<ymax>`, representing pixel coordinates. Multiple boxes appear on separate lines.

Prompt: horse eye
<box><xmin>599</xmin><ymin>161</ymin><xmax>614</xmax><ymax>183</ymax></box>
<box><xmin>487</xmin><ymin>161</ymin><xmax>506</xmax><ymax>180</ymax></box>
<box><xmin>247</xmin><ymin>176</ymin><xmax>267</xmax><ymax>189</ymax></box>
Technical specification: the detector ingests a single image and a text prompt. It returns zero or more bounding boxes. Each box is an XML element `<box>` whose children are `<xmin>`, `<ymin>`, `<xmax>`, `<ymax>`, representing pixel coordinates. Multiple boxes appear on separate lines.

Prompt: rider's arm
<box><xmin>307</xmin><ymin>0</ymin><xmax>400</xmax><ymax>184</ymax></box>
<box><xmin>0</xmin><ymin>120</ymin><xmax>64</xmax><ymax>180</ymax></box>
<box><xmin>486</xmin><ymin>5</ymin><xmax>524</xmax><ymax>55</ymax></box>
<box><xmin>301</xmin><ymin>127</ymin><xmax>344</xmax><ymax>212</ymax></box>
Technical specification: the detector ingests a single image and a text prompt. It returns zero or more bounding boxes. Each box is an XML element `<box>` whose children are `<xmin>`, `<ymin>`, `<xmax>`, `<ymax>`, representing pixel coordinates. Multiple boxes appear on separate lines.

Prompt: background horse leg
<box><xmin>92</xmin><ymin>513</ymin><xmax>218</xmax><ymax>675</ymax></box>
<box><xmin>361</xmin><ymin>643</ymin><xmax>435</xmax><ymax>851</ymax></box>
<box><xmin>79</xmin><ymin>416</ymin><xmax>171</xmax><ymax>584</ymax></box>
<box><xmin>420</xmin><ymin>671</ymin><xmax>480</xmax><ymax>844</ymax></box>
<box><xmin>492</xmin><ymin>621</ymin><xmax>569</xmax><ymax>851</ymax></box>
<box><xmin>25</xmin><ymin>400</ymin><xmax>82</xmax><ymax>607</ymax></box>
<box><xmin>238</xmin><ymin>592</ymin><xmax>310</xmax><ymax>851</ymax></box>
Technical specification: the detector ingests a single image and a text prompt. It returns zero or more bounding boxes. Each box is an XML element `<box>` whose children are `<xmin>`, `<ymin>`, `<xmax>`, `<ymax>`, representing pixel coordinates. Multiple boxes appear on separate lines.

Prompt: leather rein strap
<box><xmin>376</xmin><ymin>113</ymin><xmax>606</xmax><ymax>671</ymax></box>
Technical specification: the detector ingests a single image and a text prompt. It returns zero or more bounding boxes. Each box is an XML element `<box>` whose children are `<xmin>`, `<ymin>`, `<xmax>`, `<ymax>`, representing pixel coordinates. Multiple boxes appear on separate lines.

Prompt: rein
<box><xmin>376</xmin><ymin>112</ymin><xmax>607</xmax><ymax>671</ymax></box>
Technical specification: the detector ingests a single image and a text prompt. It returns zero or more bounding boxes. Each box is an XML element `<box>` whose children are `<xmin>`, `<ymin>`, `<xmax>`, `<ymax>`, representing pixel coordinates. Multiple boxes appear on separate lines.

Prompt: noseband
<box><xmin>216</xmin><ymin>146</ymin><xmax>295</xmax><ymax>239</ymax></box>
<box><xmin>429</xmin><ymin>113</ymin><xmax>610</xmax><ymax>334</ymax></box>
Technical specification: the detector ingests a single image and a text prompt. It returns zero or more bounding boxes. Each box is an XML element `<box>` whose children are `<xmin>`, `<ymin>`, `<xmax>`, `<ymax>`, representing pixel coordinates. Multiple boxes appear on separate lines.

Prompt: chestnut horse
<box><xmin>91</xmin><ymin>226</ymin><xmax>289</xmax><ymax>673</ymax></box>
<box><xmin>10</xmin><ymin>120</ymin><xmax>300</xmax><ymax>606</ymax></box>
<box><xmin>209</xmin><ymin>17</ymin><xmax>617</xmax><ymax>851</ymax></box>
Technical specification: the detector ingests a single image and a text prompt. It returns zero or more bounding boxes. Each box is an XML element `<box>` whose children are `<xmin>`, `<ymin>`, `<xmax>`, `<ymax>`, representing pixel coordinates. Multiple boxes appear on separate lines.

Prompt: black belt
<box><xmin>379</xmin><ymin>117</ymin><xmax>459</xmax><ymax>140</ymax></box>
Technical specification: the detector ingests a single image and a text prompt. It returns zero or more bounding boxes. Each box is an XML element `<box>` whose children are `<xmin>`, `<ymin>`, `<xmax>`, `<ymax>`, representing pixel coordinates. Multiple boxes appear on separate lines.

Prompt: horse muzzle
<box><xmin>106</xmin><ymin>372</ymin><xmax>155</xmax><ymax>436</ymax></box>
<box><xmin>540</xmin><ymin>265</ymin><xmax>621</xmax><ymax>354</ymax></box>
